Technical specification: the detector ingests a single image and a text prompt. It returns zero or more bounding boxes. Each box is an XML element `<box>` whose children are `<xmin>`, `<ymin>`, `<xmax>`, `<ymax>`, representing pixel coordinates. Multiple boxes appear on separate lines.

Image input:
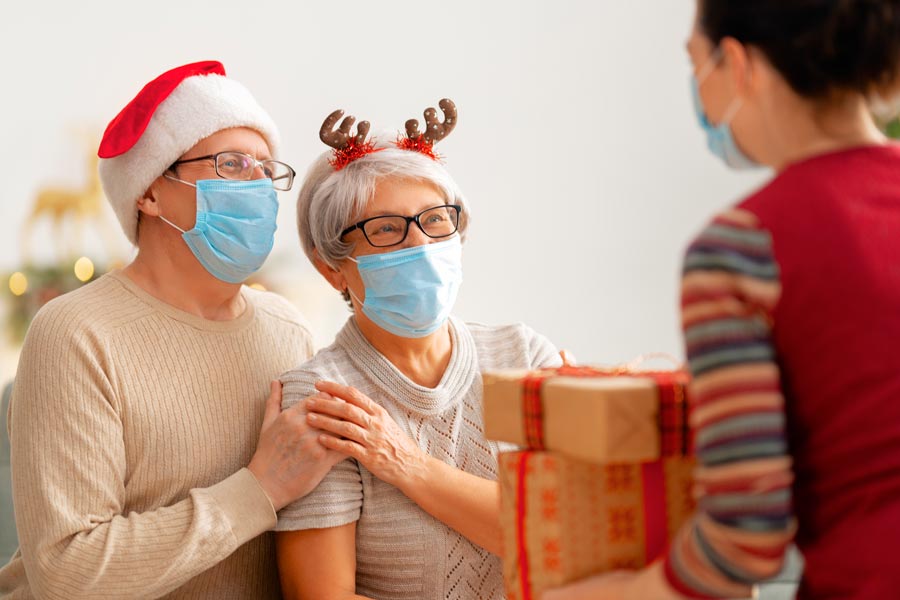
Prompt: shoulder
<box><xmin>279</xmin><ymin>338</ymin><xmax>351</xmax><ymax>408</ymax></box>
<box><xmin>684</xmin><ymin>208</ymin><xmax>778</xmax><ymax>279</ymax></box>
<box><xmin>737</xmin><ymin>156</ymin><xmax>841</xmax><ymax>229</ymax></box>
<box><xmin>461</xmin><ymin>319</ymin><xmax>561</xmax><ymax>370</ymax></box>
<box><xmin>26</xmin><ymin>274</ymin><xmax>150</xmax><ymax>348</ymax></box>
<box><xmin>245</xmin><ymin>288</ymin><xmax>311</xmax><ymax>331</ymax></box>
<box><xmin>464</xmin><ymin>320</ymin><xmax>540</xmax><ymax>346</ymax></box>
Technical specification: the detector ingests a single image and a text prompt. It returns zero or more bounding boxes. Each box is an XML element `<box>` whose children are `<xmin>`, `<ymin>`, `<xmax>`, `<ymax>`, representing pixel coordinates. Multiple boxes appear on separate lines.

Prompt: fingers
<box><xmin>307</xmin><ymin>412</ymin><xmax>368</xmax><ymax>445</ymax></box>
<box><xmin>306</xmin><ymin>396</ymin><xmax>370</xmax><ymax>427</ymax></box>
<box><xmin>318</xmin><ymin>433</ymin><xmax>365</xmax><ymax>460</ymax></box>
<box><xmin>261</xmin><ymin>380</ymin><xmax>283</xmax><ymax>430</ymax></box>
<box><xmin>314</xmin><ymin>381</ymin><xmax>378</xmax><ymax>414</ymax></box>
<box><xmin>560</xmin><ymin>349</ymin><xmax>577</xmax><ymax>366</ymax></box>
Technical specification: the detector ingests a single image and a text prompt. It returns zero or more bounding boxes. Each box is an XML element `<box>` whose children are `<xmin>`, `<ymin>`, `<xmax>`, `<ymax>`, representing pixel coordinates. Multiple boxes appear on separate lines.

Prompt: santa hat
<box><xmin>98</xmin><ymin>60</ymin><xmax>280</xmax><ymax>244</ymax></box>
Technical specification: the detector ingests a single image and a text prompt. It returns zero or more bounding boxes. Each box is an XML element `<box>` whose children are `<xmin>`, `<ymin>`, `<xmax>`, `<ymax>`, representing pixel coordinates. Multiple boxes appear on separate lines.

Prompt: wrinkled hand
<box><xmin>305</xmin><ymin>380</ymin><xmax>428</xmax><ymax>489</ymax></box>
<box><xmin>248</xmin><ymin>381</ymin><xmax>347</xmax><ymax>511</ymax></box>
<box><xmin>542</xmin><ymin>562</ymin><xmax>686</xmax><ymax>600</ymax></box>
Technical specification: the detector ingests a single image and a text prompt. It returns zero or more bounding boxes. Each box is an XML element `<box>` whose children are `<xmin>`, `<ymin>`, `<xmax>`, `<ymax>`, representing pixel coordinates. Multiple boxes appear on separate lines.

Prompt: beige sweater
<box><xmin>277</xmin><ymin>316</ymin><xmax>561</xmax><ymax>600</ymax></box>
<box><xmin>0</xmin><ymin>271</ymin><xmax>314</xmax><ymax>599</ymax></box>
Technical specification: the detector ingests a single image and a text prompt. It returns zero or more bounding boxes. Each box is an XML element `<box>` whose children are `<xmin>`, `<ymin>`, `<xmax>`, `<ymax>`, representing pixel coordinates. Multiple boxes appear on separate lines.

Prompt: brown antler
<box><xmin>320</xmin><ymin>109</ymin><xmax>371</xmax><ymax>150</ymax></box>
<box><xmin>405</xmin><ymin>98</ymin><xmax>457</xmax><ymax>144</ymax></box>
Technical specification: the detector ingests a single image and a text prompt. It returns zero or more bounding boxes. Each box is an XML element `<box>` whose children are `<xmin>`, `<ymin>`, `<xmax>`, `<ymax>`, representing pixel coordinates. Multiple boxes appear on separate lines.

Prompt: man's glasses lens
<box><xmin>215</xmin><ymin>152</ymin><xmax>295</xmax><ymax>191</ymax></box>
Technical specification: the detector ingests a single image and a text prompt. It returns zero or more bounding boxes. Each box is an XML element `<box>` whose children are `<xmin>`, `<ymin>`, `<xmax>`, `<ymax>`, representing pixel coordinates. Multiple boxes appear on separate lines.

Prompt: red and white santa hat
<box><xmin>98</xmin><ymin>60</ymin><xmax>280</xmax><ymax>244</ymax></box>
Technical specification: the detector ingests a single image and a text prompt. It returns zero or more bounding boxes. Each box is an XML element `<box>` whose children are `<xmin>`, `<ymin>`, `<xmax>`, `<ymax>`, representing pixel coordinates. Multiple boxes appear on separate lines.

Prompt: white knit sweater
<box><xmin>278</xmin><ymin>316</ymin><xmax>560</xmax><ymax>600</ymax></box>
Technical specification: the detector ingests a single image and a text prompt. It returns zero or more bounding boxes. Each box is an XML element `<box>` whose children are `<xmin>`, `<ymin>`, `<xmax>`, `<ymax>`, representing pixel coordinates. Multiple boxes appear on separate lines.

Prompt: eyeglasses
<box><xmin>340</xmin><ymin>204</ymin><xmax>462</xmax><ymax>248</ymax></box>
<box><xmin>169</xmin><ymin>151</ymin><xmax>296</xmax><ymax>191</ymax></box>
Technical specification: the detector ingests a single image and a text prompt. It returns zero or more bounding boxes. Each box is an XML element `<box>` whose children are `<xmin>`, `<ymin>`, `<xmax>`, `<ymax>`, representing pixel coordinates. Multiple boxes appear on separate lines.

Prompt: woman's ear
<box><xmin>312</xmin><ymin>248</ymin><xmax>347</xmax><ymax>293</ymax></box>
<box><xmin>720</xmin><ymin>36</ymin><xmax>753</xmax><ymax>97</ymax></box>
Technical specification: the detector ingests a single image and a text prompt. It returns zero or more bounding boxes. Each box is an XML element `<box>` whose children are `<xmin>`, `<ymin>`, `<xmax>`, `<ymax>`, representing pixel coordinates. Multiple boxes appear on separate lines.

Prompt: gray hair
<box><xmin>296</xmin><ymin>143</ymin><xmax>470</xmax><ymax>272</ymax></box>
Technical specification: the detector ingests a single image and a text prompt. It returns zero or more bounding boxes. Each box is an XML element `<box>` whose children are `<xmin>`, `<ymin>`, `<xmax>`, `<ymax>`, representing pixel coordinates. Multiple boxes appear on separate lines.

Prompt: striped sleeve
<box><xmin>664</xmin><ymin>208</ymin><xmax>797</xmax><ymax>598</ymax></box>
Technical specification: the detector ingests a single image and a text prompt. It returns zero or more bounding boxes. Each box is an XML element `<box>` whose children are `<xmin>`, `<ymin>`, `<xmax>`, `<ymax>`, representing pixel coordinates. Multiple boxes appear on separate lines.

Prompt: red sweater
<box><xmin>747</xmin><ymin>145</ymin><xmax>900</xmax><ymax>598</ymax></box>
<box><xmin>666</xmin><ymin>144</ymin><xmax>900</xmax><ymax>598</ymax></box>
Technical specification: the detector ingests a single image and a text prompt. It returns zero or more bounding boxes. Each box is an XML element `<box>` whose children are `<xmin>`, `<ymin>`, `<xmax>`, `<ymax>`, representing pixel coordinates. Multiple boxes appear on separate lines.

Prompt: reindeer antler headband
<box><xmin>320</xmin><ymin>98</ymin><xmax>457</xmax><ymax>170</ymax></box>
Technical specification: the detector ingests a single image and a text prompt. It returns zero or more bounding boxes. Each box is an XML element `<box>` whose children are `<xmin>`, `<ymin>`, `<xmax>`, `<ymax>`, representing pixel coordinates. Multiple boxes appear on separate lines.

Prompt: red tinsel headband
<box><xmin>320</xmin><ymin>98</ymin><xmax>457</xmax><ymax>171</ymax></box>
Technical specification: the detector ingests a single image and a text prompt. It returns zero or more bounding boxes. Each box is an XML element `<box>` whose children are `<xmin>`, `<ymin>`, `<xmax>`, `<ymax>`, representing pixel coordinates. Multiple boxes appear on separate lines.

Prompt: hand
<box><xmin>248</xmin><ymin>381</ymin><xmax>347</xmax><ymax>511</ymax></box>
<box><xmin>559</xmin><ymin>349</ymin><xmax>577</xmax><ymax>366</ymax></box>
<box><xmin>305</xmin><ymin>380</ymin><xmax>428</xmax><ymax>490</ymax></box>
<box><xmin>542</xmin><ymin>562</ymin><xmax>686</xmax><ymax>600</ymax></box>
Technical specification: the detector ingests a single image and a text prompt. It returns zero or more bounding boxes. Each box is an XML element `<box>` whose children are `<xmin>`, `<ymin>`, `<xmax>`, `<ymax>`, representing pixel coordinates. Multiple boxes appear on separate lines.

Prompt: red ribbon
<box><xmin>518</xmin><ymin>367</ymin><xmax>693</xmax><ymax>457</ymax></box>
<box><xmin>522</xmin><ymin>374</ymin><xmax>548</xmax><ymax>450</ymax></box>
<box><xmin>641</xmin><ymin>461</ymin><xmax>668</xmax><ymax>561</ymax></box>
<box><xmin>515</xmin><ymin>452</ymin><xmax>534</xmax><ymax>600</ymax></box>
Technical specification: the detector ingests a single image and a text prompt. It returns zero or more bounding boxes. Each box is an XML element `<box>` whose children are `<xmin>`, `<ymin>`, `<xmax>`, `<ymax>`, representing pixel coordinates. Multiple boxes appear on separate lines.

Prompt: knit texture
<box><xmin>277</xmin><ymin>316</ymin><xmax>561</xmax><ymax>600</ymax></box>
<box><xmin>1</xmin><ymin>271</ymin><xmax>314</xmax><ymax>599</ymax></box>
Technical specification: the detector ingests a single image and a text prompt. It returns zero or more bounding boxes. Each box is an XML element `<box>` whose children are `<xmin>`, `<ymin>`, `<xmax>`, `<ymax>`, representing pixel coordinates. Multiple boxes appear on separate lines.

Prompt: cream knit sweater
<box><xmin>277</xmin><ymin>316</ymin><xmax>561</xmax><ymax>600</ymax></box>
<box><xmin>0</xmin><ymin>271</ymin><xmax>314</xmax><ymax>599</ymax></box>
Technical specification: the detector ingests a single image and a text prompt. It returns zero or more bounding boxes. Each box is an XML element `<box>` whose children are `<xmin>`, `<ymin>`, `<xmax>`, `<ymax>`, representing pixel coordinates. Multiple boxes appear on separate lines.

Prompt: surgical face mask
<box><xmin>346</xmin><ymin>236</ymin><xmax>463</xmax><ymax>338</ymax></box>
<box><xmin>160</xmin><ymin>176</ymin><xmax>278</xmax><ymax>283</ymax></box>
<box><xmin>690</xmin><ymin>51</ymin><xmax>761</xmax><ymax>170</ymax></box>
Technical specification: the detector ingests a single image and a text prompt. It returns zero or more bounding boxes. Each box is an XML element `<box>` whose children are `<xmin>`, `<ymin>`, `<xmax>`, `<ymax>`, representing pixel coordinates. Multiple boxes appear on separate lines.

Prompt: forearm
<box><xmin>400</xmin><ymin>456</ymin><xmax>502</xmax><ymax>554</ymax></box>
<box><xmin>18</xmin><ymin>468</ymin><xmax>275</xmax><ymax>599</ymax></box>
<box><xmin>669</xmin><ymin>210</ymin><xmax>796</xmax><ymax>597</ymax></box>
<box><xmin>277</xmin><ymin>525</ymin><xmax>372</xmax><ymax>600</ymax></box>
<box><xmin>282</xmin><ymin>589</ymin><xmax>371</xmax><ymax>600</ymax></box>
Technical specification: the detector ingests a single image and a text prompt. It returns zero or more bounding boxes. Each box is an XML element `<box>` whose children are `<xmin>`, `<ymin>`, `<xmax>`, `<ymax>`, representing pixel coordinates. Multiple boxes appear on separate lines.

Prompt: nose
<box><xmin>402</xmin><ymin>221</ymin><xmax>432</xmax><ymax>248</ymax></box>
<box><xmin>250</xmin><ymin>163</ymin><xmax>268</xmax><ymax>180</ymax></box>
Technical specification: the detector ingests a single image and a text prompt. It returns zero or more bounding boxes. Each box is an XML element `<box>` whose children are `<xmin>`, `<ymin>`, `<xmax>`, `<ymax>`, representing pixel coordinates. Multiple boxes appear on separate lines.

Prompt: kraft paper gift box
<box><xmin>482</xmin><ymin>366</ymin><xmax>693</xmax><ymax>462</ymax></box>
<box><xmin>482</xmin><ymin>366</ymin><xmax>696</xmax><ymax>600</ymax></box>
<box><xmin>497</xmin><ymin>451</ymin><xmax>696</xmax><ymax>600</ymax></box>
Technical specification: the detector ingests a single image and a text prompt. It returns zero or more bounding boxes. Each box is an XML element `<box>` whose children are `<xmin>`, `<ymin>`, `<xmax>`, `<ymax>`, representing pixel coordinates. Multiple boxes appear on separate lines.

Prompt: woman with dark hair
<box><xmin>545</xmin><ymin>1</ymin><xmax>900</xmax><ymax>598</ymax></box>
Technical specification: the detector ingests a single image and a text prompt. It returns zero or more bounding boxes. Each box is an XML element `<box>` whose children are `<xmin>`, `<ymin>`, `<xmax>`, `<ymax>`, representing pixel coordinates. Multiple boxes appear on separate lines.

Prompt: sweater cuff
<box><xmin>207</xmin><ymin>468</ymin><xmax>277</xmax><ymax>543</ymax></box>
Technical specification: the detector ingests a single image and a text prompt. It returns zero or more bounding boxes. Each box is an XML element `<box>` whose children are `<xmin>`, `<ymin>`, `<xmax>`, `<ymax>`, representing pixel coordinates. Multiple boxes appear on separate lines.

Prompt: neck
<box><xmin>354</xmin><ymin>312</ymin><xmax>453</xmax><ymax>389</ymax></box>
<box><xmin>122</xmin><ymin>229</ymin><xmax>245</xmax><ymax>321</ymax></box>
<box><xmin>764</xmin><ymin>91</ymin><xmax>888</xmax><ymax>170</ymax></box>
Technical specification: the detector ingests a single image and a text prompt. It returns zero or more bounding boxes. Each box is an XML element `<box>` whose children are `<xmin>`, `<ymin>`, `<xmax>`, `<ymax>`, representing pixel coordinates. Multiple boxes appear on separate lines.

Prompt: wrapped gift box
<box><xmin>498</xmin><ymin>451</ymin><xmax>696</xmax><ymax>600</ymax></box>
<box><xmin>483</xmin><ymin>366</ymin><xmax>693</xmax><ymax>463</ymax></box>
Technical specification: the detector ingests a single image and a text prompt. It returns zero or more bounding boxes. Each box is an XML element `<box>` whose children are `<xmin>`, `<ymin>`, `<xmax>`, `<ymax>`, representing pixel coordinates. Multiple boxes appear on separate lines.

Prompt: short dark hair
<box><xmin>699</xmin><ymin>0</ymin><xmax>900</xmax><ymax>99</ymax></box>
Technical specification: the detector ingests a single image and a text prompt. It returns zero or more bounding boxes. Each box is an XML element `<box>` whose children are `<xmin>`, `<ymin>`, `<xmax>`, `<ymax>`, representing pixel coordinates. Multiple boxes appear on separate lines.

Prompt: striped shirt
<box><xmin>665</xmin><ymin>144</ymin><xmax>900</xmax><ymax>599</ymax></box>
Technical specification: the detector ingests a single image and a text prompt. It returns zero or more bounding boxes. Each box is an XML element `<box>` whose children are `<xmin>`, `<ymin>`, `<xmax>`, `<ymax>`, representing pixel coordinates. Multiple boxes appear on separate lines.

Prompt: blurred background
<box><xmin>0</xmin><ymin>0</ymin><xmax>777</xmax><ymax>383</ymax></box>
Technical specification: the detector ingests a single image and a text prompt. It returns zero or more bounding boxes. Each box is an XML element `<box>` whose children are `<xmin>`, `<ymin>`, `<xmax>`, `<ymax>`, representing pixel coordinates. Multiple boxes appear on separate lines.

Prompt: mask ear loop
<box><xmin>695</xmin><ymin>46</ymin><xmax>744</xmax><ymax>126</ymax></box>
<box><xmin>156</xmin><ymin>174</ymin><xmax>193</xmax><ymax>234</ymax></box>
<box><xmin>335</xmin><ymin>253</ymin><xmax>364</xmax><ymax>307</ymax></box>
<box><xmin>346</xmin><ymin>286</ymin><xmax>364</xmax><ymax>307</ymax></box>
<box><xmin>158</xmin><ymin>214</ymin><xmax>187</xmax><ymax>234</ymax></box>
<box><xmin>695</xmin><ymin>46</ymin><xmax>723</xmax><ymax>86</ymax></box>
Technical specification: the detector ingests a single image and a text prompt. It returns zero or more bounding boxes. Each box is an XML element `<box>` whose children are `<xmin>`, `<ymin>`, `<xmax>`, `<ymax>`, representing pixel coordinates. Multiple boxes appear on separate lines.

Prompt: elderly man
<box><xmin>0</xmin><ymin>61</ymin><xmax>342</xmax><ymax>599</ymax></box>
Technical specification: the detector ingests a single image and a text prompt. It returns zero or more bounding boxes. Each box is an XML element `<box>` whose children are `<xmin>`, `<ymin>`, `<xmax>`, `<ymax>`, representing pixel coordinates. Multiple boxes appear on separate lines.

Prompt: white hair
<box><xmin>296</xmin><ymin>141</ymin><xmax>470</xmax><ymax>270</ymax></box>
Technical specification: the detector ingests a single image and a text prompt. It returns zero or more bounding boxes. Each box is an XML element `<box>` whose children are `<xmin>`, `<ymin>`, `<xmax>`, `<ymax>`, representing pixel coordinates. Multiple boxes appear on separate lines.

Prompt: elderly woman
<box><xmin>274</xmin><ymin>101</ymin><xmax>561</xmax><ymax>599</ymax></box>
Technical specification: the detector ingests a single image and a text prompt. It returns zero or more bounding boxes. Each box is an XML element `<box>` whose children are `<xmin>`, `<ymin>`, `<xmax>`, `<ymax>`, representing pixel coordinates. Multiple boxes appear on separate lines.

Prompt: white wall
<box><xmin>0</xmin><ymin>0</ymin><xmax>769</xmax><ymax>374</ymax></box>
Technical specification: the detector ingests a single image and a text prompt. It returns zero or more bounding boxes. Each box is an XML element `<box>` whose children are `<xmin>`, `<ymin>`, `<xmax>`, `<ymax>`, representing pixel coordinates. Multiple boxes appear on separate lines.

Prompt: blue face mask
<box><xmin>160</xmin><ymin>177</ymin><xmax>278</xmax><ymax>283</ymax></box>
<box><xmin>690</xmin><ymin>53</ymin><xmax>760</xmax><ymax>170</ymax></box>
<box><xmin>347</xmin><ymin>236</ymin><xmax>463</xmax><ymax>338</ymax></box>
